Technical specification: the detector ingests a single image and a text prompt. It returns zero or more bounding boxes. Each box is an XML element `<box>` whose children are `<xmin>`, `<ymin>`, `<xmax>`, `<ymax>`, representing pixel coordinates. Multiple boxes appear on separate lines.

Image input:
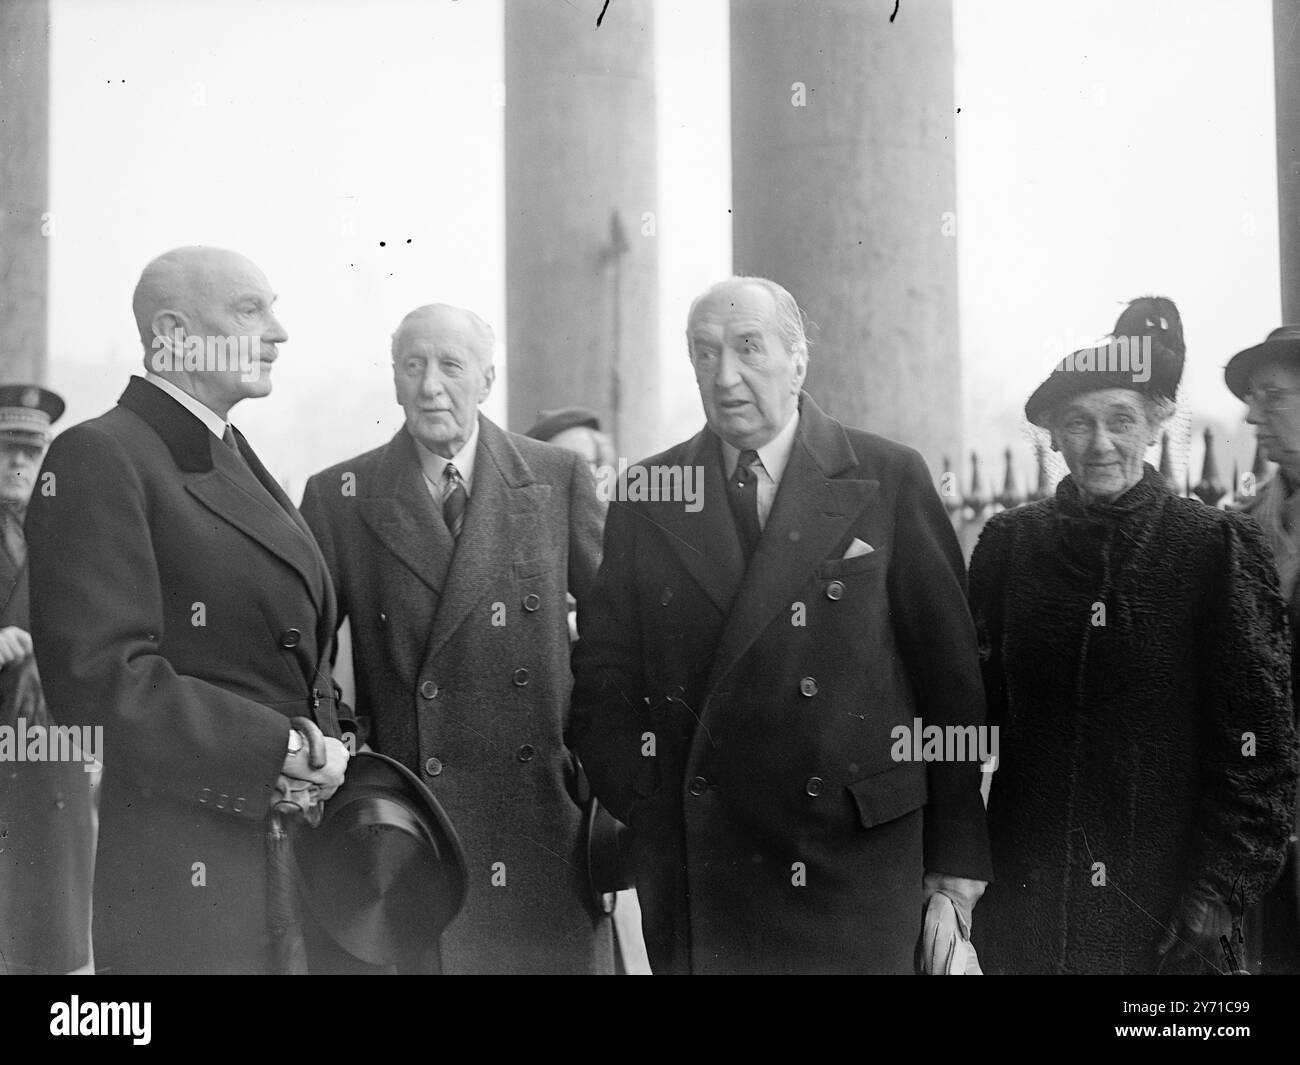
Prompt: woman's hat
<box><xmin>1224</xmin><ymin>325</ymin><xmax>1300</xmax><ymax>400</ymax></box>
<box><xmin>1024</xmin><ymin>297</ymin><xmax>1185</xmax><ymax>427</ymax></box>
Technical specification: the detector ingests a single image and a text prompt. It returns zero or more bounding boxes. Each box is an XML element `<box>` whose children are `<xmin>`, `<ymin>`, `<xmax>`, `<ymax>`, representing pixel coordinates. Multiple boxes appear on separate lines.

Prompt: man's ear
<box><xmin>147</xmin><ymin>311</ymin><xmax>186</xmax><ymax>371</ymax></box>
<box><xmin>792</xmin><ymin>348</ymin><xmax>809</xmax><ymax>392</ymax></box>
<box><xmin>481</xmin><ymin>363</ymin><xmax>496</xmax><ymax>401</ymax></box>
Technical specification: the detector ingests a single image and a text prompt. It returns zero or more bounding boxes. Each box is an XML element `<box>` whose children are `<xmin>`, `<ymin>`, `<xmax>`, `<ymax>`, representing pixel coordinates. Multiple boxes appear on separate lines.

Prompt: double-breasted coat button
<box><xmin>522</xmin><ymin>593</ymin><xmax>541</xmax><ymax>612</ymax></box>
<box><xmin>805</xmin><ymin>776</ymin><xmax>824</xmax><ymax>797</ymax></box>
<box><xmin>516</xmin><ymin>744</ymin><xmax>536</xmax><ymax>763</ymax></box>
<box><xmin>279</xmin><ymin>628</ymin><xmax>301</xmax><ymax>648</ymax></box>
<box><xmin>800</xmin><ymin>676</ymin><xmax>818</xmax><ymax>697</ymax></box>
<box><xmin>216</xmin><ymin>793</ymin><xmax>229</xmax><ymax>810</ymax></box>
<box><xmin>512</xmin><ymin>668</ymin><xmax>530</xmax><ymax>687</ymax></box>
<box><xmin>667</xmin><ymin>684</ymin><xmax>684</xmax><ymax>701</ymax></box>
<box><xmin>198</xmin><ymin>787</ymin><xmax>212</xmax><ymax>804</ymax></box>
<box><xmin>232</xmin><ymin>797</ymin><xmax>246</xmax><ymax>813</ymax></box>
<box><xmin>826</xmin><ymin>580</ymin><xmax>845</xmax><ymax>601</ymax></box>
<box><xmin>688</xmin><ymin>776</ymin><xmax>708</xmax><ymax>796</ymax></box>
<box><xmin>424</xmin><ymin>757</ymin><xmax>443</xmax><ymax>777</ymax></box>
<box><xmin>660</xmin><ymin>587</ymin><xmax>673</xmax><ymax>606</ymax></box>
<box><xmin>420</xmin><ymin>680</ymin><xmax>439</xmax><ymax>700</ymax></box>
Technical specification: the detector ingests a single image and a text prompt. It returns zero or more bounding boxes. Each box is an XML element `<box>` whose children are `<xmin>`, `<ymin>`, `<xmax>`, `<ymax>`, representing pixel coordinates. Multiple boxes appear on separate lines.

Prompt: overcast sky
<box><xmin>41</xmin><ymin>0</ymin><xmax>1281</xmax><ymax>495</ymax></box>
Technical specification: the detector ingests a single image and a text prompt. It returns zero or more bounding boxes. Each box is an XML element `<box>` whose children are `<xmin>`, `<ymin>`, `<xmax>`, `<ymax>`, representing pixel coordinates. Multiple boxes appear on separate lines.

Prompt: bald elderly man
<box><xmin>301</xmin><ymin>304</ymin><xmax>613</xmax><ymax>973</ymax></box>
<box><xmin>26</xmin><ymin>246</ymin><xmax>350</xmax><ymax>974</ymax></box>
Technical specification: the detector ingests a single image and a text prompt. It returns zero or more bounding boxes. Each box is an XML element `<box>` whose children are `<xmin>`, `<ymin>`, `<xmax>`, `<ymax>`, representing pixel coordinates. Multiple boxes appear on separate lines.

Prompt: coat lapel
<box><xmin>0</xmin><ymin>540</ymin><xmax>20</xmax><ymax>621</ymax></box>
<box><xmin>638</xmin><ymin>429</ymin><xmax>746</xmax><ymax>617</ymax></box>
<box><xmin>0</xmin><ymin>527</ymin><xmax>20</xmax><ymax>621</ymax></box>
<box><xmin>425</xmin><ymin>417</ymin><xmax>547</xmax><ymax>661</ymax></box>
<box><xmin>187</xmin><ymin>440</ymin><xmax>331</xmax><ymax>618</ymax></box>
<box><xmin>118</xmin><ymin>377</ymin><xmax>331</xmax><ymax>620</ymax></box>
<box><xmin>232</xmin><ymin>429</ymin><xmax>337</xmax><ymax>637</ymax></box>
<box><xmin>357</xmin><ymin>429</ymin><xmax>454</xmax><ymax>596</ymax></box>
<box><xmin>704</xmin><ymin>395</ymin><xmax>879</xmax><ymax>696</ymax></box>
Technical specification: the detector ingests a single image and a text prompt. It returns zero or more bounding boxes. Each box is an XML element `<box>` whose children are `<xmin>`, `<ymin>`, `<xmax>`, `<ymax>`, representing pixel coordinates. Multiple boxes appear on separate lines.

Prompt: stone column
<box><xmin>0</xmin><ymin>0</ymin><xmax>51</xmax><ymax>384</ymax></box>
<box><xmin>1277</xmin><ymin>0</ymin><xmax>1300</xmax><ymax>322</ymax></box>
<box><xmin>504</xmin><ymin>0</ymin><xmax>659</xmax><ymax>461</ymax></box>
<box><xmin>730</xmin><ymin>0</ymin><xmax>960</xmax><ymax>476</ymax></box>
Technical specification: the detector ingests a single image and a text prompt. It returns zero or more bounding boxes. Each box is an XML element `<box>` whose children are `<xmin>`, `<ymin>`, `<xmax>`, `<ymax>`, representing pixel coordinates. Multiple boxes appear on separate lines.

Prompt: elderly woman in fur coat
<box><xmin>969</xmin><ymin>298</ymin><xmax>1299</xmax><ymax>974</ymax></box>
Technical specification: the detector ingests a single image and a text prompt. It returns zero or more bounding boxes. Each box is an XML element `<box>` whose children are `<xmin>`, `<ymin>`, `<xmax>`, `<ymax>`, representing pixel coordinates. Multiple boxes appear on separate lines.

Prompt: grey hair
<box><xmin>391</xmin><ymin>304</ymin><xmax>496</xmax><ymax>365</ymax></box>
<box><xmin>686</xmin><ymin>276</ymin><xmax>810</xmax><ymax>360</ymax></box>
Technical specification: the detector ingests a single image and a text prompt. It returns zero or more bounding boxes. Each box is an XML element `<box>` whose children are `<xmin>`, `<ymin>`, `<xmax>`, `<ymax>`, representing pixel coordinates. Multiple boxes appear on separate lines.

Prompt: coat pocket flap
<box><xmin>514</xmin><ymin>556</ymin><xmax>547</xmax><ymax>579</ymax></box>
<box><xmin>846</xmin><ymin>764</ymin><xmax>928</xmax><ymax>829</ymax></box>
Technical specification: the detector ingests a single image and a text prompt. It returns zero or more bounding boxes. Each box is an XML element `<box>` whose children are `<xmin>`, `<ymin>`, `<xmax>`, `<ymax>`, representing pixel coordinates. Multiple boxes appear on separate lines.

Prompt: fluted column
<box><xmin>730</xmin><ymin>0</ymin><xmax>961</xmax><ymax>476</ymax></box>
<box><xmin>1278</xmin><ymin>0</ymin><xmax>1300</xmax><ymax>321</ymax></box>
<box><xmin>0</xmin><ymin>0</ymin><xmax>50</xmax><ymax>384</ymax></box>
<box><xmin>504</xmin><ymin>0</ymin><xmax>659</xmax><ymax>460</ymax></box>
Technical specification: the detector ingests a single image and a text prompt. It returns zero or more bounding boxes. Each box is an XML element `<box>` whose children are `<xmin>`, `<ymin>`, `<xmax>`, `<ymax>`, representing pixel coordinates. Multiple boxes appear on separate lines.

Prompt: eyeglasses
<box><xmin>1245</xmin><ymin>386</ymin><xmax>1300</xmax><ymax>412</ymax></box>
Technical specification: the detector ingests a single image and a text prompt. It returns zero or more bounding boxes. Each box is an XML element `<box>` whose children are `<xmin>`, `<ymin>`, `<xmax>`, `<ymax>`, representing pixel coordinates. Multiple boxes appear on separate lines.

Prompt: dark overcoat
<box><xmin>1237</xmin><ymin>476</ymin><xmax>1300</xmax><ymax>972</ymax></box>
<box><xmin>0</xmin><ymin>529</ymin><xmax>94</xmax><ymax>974</ymax></box>
<box><xmin>300</xmin><ymin>415</ymin><xmax>613</xmax><ymax>974</ymax></box>
<box><xmin>570</xmin><ymin>393</ymin><xmax>993</xmax><ymax>974</ymax></box>
<box><xmin>25</xmin><ymin>377</ymin><xmax>345</xmax><ymax>974</ymax></box>
<box><xmin>969</xmin><ymin>466</ymin><xmax>1298</xmax><ymax>974</ymax></box>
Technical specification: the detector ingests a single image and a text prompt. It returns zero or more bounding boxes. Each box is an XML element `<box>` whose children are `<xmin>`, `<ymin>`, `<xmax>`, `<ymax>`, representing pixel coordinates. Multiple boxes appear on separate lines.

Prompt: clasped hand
<box><xmin>274</xmin><ymin>716</ymin><xmax>349</xmax><ymax>817</ymax></box>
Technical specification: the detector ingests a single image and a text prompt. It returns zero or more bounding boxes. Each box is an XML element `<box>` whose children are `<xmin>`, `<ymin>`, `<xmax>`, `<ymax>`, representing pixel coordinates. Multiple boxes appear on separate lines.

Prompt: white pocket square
<box><xmin>843</xmin><ymin>538</ymin><xmax>874</xmax><ymax>559</ymax></box>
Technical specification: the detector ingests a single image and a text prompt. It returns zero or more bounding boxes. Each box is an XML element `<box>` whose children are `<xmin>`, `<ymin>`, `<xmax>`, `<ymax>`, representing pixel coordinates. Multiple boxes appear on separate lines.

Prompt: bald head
<box><xmin>133</xmin><ymin>246</ymin><xmax>286</xmax><ymax>418</ymax></box>
<box><xmin>133</xmin><ymin>247</ymin><xmax>268</xmax><ymax>350</ymax></box>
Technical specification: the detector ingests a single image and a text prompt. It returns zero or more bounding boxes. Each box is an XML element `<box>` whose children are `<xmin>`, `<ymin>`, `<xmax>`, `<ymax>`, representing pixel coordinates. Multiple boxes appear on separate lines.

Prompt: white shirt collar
<box><xmin>720</xmin><ymin>408</ymin><xmax>800</xmax><ymax>487</ymax></box>
<box><xmin>411</xmin><ymin>414</ymin><xmax>480</xmax><ymax>496</ymax></box>
<box><xmin>143</xmin><ymin>373</ymin><xmax>229</xmax><ymax>439</ymax></box>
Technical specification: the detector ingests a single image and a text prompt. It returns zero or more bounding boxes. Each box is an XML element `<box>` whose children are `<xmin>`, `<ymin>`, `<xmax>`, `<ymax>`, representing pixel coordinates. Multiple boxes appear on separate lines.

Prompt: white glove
<box><xmin>919</xmin><ymin>872</ymin><xmax>987</xmax><ymax>975</ymax></box>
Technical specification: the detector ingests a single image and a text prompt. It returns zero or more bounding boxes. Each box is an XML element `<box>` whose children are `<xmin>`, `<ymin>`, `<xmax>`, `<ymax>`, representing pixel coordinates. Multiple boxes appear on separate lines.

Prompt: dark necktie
<box><xmin>222</xmin><ymin>424</ymin><xmax>242</xmax><ymax>457</ymax></box>
<box><xmin>443</xmin><ymin>463</ymin><xmax>467</xmax><ymax>540</ymax></box>
<box><xmin>1</xmin><ymin>506</ymin><xmax>25</xmax><ymax>570</ymax></box>
<box><xmin>728</xmin><ymin>449</ymin><xmax>761</xmax><ymax>559</ymax></box>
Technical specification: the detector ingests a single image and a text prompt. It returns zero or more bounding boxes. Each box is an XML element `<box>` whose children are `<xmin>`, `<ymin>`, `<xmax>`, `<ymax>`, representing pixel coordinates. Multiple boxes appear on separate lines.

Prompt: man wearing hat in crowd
<box><xmin>1226</xmin><ymin>324</ymin><xmax>1300</xmax><ymax>974</ymax></box>
<box><xmin>0</xmin><ymin>384</ymin><xmax>95</xmax><ymax>974</ymax></box>
<box><xmin>25</xmin><ymin>247</ymin><xmax>351</xmax><ymax>974</ymax></box>
<box><xmin>526</xmin><ymin>406</ymin><xmax>616</xmax><ymax>482</ymax></box>
<box><xmin>301</xmin><ymin>303</ymin><xmax>615</xmax><ymax>973</ymax></box>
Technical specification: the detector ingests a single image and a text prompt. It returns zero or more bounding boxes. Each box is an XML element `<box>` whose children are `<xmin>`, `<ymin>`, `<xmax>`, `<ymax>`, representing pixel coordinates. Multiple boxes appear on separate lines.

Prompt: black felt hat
<box><xmin>1224</xmin><ymin>325</ymin><xmax>1300</xmax><ymax>400</ymax></box>
<box><xmin>1025</xmin><ymin>297</ymin><xmax>1185</xmax><ymax>427</ymax></box>
<box><xmin>525</xmin><ymin>406</ymin><xmax>601</xmax><ymax>442</ymax></box>
<box><xmin>294</xmin><ymin>751</ymin><xmax>468</xmax><ymax>971</ymax></box>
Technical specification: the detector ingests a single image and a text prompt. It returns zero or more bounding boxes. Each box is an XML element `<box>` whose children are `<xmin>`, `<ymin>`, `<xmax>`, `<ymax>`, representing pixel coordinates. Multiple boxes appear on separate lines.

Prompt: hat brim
<box><xmin>1224</xmin><ymin>339</ymin><xmax>1300</xmax><ymax>400</ymax></box>
<box><xmin>1024</xmin><ymin>366</ymin><xmax>1148</xmax><ymax>427</ymax></box>
<box><xmin>295</xmin><ymin>750</ymin><xmax>469</xmax><ymax>967</ymax></box>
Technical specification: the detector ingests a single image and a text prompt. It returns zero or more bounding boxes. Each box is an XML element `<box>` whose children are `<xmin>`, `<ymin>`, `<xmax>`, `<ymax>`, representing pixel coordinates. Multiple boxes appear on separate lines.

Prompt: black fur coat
<box><xmin>969</xmin><ymin>464</ymin><xmax>1298</xmax><ymax>973</ymax></box>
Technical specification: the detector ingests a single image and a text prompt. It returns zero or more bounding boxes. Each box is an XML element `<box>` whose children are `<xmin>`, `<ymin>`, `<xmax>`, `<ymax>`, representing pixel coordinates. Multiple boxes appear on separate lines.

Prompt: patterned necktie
<box><xmin>443</xmin><ymin>463</ymin><xmax>467</xmax><ymax>539</ymax></box>
<box><xmin>0</xmin><ymin>506</ymin><xmax>25</xmax><ymax>570</ymax></box>
<box><xmin>728</xmin><ymin>449</ymin><xmax>761</xmax><ymax>559</ymax></box>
